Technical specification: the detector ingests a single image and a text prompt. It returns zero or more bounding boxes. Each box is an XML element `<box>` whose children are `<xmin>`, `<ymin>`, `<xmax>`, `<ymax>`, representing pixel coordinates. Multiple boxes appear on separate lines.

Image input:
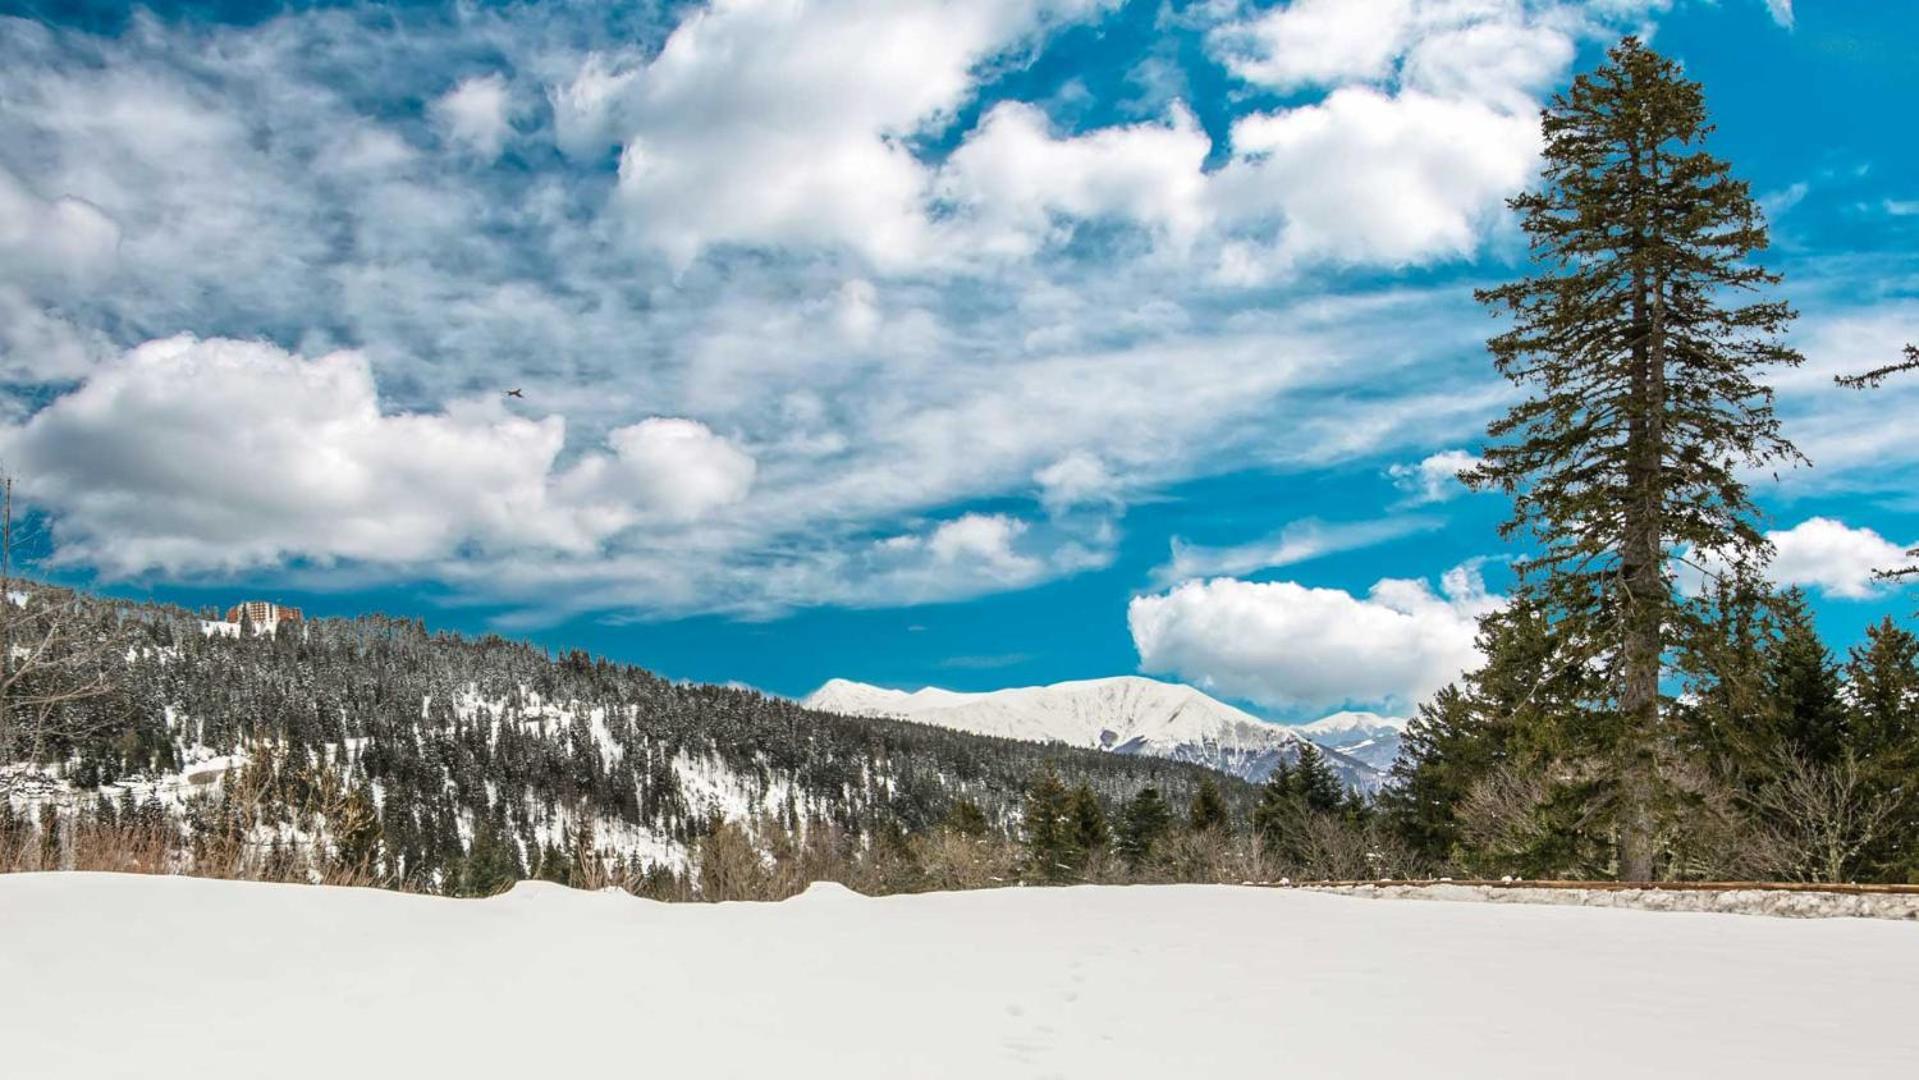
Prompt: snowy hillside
<box><xmin>804</xmin><ymin>676</ymin><xmax>1381</xmax><ymax>789</ymax></box>
<box><xmin>6</xmin><ymin>873</ymin><xmax>1916</xmax><ymax>1078</ymax></box>
<box><xmin>1291</xmin><ymin>711</ymin><xmax>1409</xmax><ymax>772</ymax></box>
<box><xmin>5</xmin><ymin>585</ymin><xmax>1254</xmax><ymax>891</ymax></box>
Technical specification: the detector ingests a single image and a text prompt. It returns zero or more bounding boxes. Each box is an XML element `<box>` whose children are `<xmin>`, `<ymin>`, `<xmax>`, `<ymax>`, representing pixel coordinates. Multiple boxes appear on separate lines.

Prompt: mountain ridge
<box><xmin>802</xmin><ymin>675</ymin><xmax>1388</xmax><ymax>790</ymax></box>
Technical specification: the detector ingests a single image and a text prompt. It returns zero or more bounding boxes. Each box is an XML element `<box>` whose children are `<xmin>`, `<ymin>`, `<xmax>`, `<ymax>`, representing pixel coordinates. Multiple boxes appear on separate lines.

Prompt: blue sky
<box><xmin>2</xmin><ymin>0</ymin><xmax>1914</xmax><ymax>720</ymax></box>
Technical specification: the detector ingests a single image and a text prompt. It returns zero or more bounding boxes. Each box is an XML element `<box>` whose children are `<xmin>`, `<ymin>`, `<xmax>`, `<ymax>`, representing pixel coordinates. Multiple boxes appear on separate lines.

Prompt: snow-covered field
<box><xmin>4</xmin><ymin>874</ymin><xmax>1916</xmax><ymax>1078</ymax></box>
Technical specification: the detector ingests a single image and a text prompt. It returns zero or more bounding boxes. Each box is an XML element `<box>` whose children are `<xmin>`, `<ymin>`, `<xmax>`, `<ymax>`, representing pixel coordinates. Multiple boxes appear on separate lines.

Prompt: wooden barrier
<box><xmin>1263</xmin><ymin>878</ymin><xmax>1919</xmax><ymax>896</ymax></box>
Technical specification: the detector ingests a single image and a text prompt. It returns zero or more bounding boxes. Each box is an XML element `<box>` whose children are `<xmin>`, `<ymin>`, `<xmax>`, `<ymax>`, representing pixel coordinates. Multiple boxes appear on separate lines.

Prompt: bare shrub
<box><xmin>1745</xmin><ymin>751</ymin><xmax>1904</xmax><ymax>884</ymax></box>
<box><xmin>914</xmin><ymin>828</ymin><xmax>1019</xmax><ymax>892</ymax></box>
<box><xmin>694</xmin><ymin>818</ymin><xmax>777</xmax><ymax>901</ymax></box>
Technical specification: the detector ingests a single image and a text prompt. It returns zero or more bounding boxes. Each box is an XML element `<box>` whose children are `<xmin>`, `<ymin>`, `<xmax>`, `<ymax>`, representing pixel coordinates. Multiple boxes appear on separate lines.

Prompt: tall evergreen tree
<box><xmin>1066</xmin><ymin>783</ymin><xmax>1110</xmax><ymax>871</ymax></box>
<box><xmin>1252</xmin><ymin>759</ymin><xmax>1298</xmax><ymax>852</ymax></box>
<box><xmin>1117</xmin><ymin>786</ymin><xmax>1172</xmax><ymax>871</ymax></box>
<box><xmin>1845</xmin><ymin>618</ymin><xmax>1919</xmax><ymax>763</ymax></box>
<box><xmin>1467</xmin><ymin>38</ymin><xmax>1803</xmax><ymax>879</ymax></box>
<box><xmin>1289</xmin><ymin>743</ymin><xmax>1344</xmax><ymax>815</ymax></box>
<box><xmin>1761</xmin><ymin>591</ymin><xmax>1847</xmax><ymax>769</ymax></box>
<box><xmin>1676</xmin><ymin>567</ymin><xmax>1778</xmax><ymax>768</ymax></box>
<box><xmin>1022</xmin><ymin>765</ymin><xmax>1074</xmax><ymax>884</ymax></box>
<box><xmin>1844</xmin><ymin>618</ymin><xmax>1919</xmax><ymax>879</ymax></box>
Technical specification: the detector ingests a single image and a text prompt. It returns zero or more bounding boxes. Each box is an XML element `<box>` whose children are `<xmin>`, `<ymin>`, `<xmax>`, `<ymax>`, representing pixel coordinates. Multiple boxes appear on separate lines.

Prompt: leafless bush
<box><xmin>1745</xmin><ymin>750</ymin><xmax>1904</xmax><ymax>884</ymax></box>
<box><xmin>914</xmin><ymin>828</ymin><xmax>1020</xmax><ymax>892</ymax></box>
<box><xmin>694</xmin><ymin>818</ymin><xmax>778</xmax><ymax>901</ymax></box>
<box><xmin>1660</xmin><ymin>758</ymin><xmax>1782</xmax><ymax>882</ymax></box>
<box><xmin>1266</xmin><ymin>816</ymin><xmax>1426</xmax><ymax>882</ymax></box>
<box><xmin>1149</xmin><ymin>829</ymin><xmax>1274</xmax><ymax>884</ymax></box>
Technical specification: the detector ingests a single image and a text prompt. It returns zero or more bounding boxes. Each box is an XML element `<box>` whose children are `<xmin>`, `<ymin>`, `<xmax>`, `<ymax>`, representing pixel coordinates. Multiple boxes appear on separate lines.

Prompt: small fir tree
<box><xmin>1022</xmin><ymin>765</ymin><xmax>1074</xmax><ymax>884</ymax></box>
<box><xmin>1066</xmin><ymin>784</ymin><xmax>1110</xmax><ymax>873</ymax></box>
<box><xmin>1117</xmin><ymin>787</ymin><xmax>1173</xmax><ymax>871</ymax></box>
<box><xmin>1188</xmin><ymin>777</ymin><xmax>1230</xmax><ymax>835</ymax></box>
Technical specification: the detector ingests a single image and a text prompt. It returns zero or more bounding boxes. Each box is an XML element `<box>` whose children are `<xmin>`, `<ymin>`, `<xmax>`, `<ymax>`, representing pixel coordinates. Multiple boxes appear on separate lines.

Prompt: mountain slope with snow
<box><xmin>804</xmin><ymin>676</ymin><xmax>1381</xmax><ymax>789</ymax></box>
<box><xmin>7</xmin><ymin>873</ymin><xmax>1915</xmax><ymax>1078</ymax></box>
<box><xmin>1291</xmin><ymin>711</ymin><xmax>1409</xmax><ymax>772</ymax></box>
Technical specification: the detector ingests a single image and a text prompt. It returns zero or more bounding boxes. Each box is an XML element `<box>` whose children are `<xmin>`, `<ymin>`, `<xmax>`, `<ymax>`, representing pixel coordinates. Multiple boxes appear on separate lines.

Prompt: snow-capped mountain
<box><xmin>803</xmin><ymin>676</ymin><xmax>1383</xmax><ymax>791</ymax></box>
<box><xmin>1290</xmin><ymin>712</ymin><xmax>1410</xmax><ymax>773</ymax></box>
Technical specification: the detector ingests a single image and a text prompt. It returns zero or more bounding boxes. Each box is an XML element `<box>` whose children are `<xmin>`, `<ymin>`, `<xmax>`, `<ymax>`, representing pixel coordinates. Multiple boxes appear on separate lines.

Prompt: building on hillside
<box><xmin>225</xmin><ymin>601</ymin><xmax>303</xmax><ymax>628</ymax></box>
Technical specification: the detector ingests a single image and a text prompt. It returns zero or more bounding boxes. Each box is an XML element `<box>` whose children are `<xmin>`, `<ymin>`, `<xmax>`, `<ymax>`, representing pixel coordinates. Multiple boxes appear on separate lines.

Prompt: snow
<box><xmin>6</xmin><ymin>873</ymin><xmax>1916</xmax><ymax>1077</ymax></box>
<box><xmin>1289</xmin><ymin>710</ymin><xmax>1409</xmax><ymax>771</ymax></box>
<box><xmin>804</xmin><ymin>675</ymin><xmax>1382</xmax><ymax>787</ymax></box>
<box><xmin>1291</xmin><ymin>710</ymin><xmax>1409</xmax><ymax>738</ymax></box>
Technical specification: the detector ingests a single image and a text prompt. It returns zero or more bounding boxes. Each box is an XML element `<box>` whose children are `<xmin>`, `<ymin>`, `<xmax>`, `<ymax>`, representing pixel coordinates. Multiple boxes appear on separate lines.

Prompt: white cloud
<box><xmin>937</xmin><ymin>100</ymin><xmax>1213</xmax><ymax>257</ymax></box>
<box><xmin>0</xmin><ymin>163</ymin><xmax>120</xmax><ymax>283</ymax></box>
<box><xmin>1760</xmin><ymin>181</ymin><xmax>1809</xmax><ymax>219</ymax></box>
<box><xmin>1034</xmin><ymin>451</ymin><xmax>1121</xmax><ymax>514</ymax></box>
<box><xmin>1764</xmin><ymin>0</ymin><xmax>1794</xmax><ymax>30</ymax></box>
<box><xmin>1</xmin><ymin>336</ymin><xmax>754</xmax><ymax>574</ymax></box>
<box><xmin>603</xmin><ymin>0</ymin><xmax>1113</xmax><ymax>267</ymax></box>
<box><xmin>430</xmin><ymin>74</ymin><xmax>515</xmax><ymax>161</ymax></box>
<box><xmin>1210</xmin><ymin>86</ymin><xmax>1541</xmax><ymax>276</ymax></box>
<box><xmin>1388</xmin><ymin>448</ymin><xmax>1482</xmax><ymax>503</ymax></box>
<box><xmin>1679</xmin><ymin>518</ymin><xmax>1914</xmax><ymax>601</ymax></box>
<box><xmin>1154</xmin><ymin>516</ymin><xmax>1440</xmax><ymax>584</ymax></box>
<box><xmin>1765</xmin><ymin>518</ymin><xmax>1912</xmax><ymax>600</ymax></box>
<box><xmin>547</xmin><ymin>52</ymin><xmax>639</xmax><ymax>162</ymax></box>
<box><xmin>554</xmin><ymin>417</ymin><xmax>757</xmax><ymax>527</ymax></box>
<box><xmin>1211</xmin><ymin>0</ymin><xmax>1415</xmax><ymax>91</ymax></box>
<box><xmin>1129</xmin><ymin>561</ymin><xmax>1503</xmax><ymax>711</ymax></box>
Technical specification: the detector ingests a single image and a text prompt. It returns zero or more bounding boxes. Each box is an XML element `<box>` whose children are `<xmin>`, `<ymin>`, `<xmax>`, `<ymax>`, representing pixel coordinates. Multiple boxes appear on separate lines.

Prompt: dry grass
<box><xmin>1</xmin><ymin>808</ymin><xmax>389</xmax><ymax>890</ymax></box>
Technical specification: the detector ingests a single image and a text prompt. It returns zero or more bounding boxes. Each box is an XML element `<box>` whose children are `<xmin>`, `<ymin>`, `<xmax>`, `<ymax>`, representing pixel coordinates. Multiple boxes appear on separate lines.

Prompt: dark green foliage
<box><xmin>1760</xmin><ymin>591</ymin><xmax>1847</xmax><ymax>768</ymax></box>
<box><xmin>1116</xmin><ymin>786</ymin><xmax>1172</xmax><ymax>871</ymax></box>
<box><xmin>1466</xmin><ymin>38</ymin><xmax>1804</xmax><ymax>878</ymax></box>
<box><xmin>1380</xmin><ymin>686</ymin><xmax>1492</xmax><ymax>864</ymax></box>
<box><xmin>943</xmin><ymin>798</ymin><xmax>989</xmax><ymax>838</ymax></box>
<box><xmin>1066</xmin><ymin>783</ymin><xmax>1110</xmax><ymax>868</ymax></box>
<box><xmin>1021</xmin><ymin>766</ymin><xmax>1074</xmax><ymax>883</ymax></box>
<box><xmin>1844</xmin><ymin>618</ymin><xmax>1919</xmax><ymax>765</ymax></box>
<box><xmin>458</xmin><ymin>816</ymin><xmax>524</xmax><ymax>897</ymax></box>
<box><xmin>1289</xmin><ymin>744</ymin><xmax>1344</xmax><ymax>814</ymax></box>
<box><xmin>1844</xmin><ymin>619</ymin><xmax>1919</xmax><ymax>880</ymax></box>
<box><xmin>1187</xmin><ymin>777</ymin><xmax>1229</xmax><ymax>834</ymax></box>
<box><xmin>1253</xmin><ymin>744</ymin><xmax>1344</xmax><ymax>859</ymax></box>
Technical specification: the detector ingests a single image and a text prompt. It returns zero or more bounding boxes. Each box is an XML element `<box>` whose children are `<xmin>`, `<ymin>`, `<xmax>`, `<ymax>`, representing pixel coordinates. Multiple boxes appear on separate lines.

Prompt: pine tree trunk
<box><xmin>1615</xmin><ymin>135</ymin><xmax>1665</xmax><ymax>883</ymax></box>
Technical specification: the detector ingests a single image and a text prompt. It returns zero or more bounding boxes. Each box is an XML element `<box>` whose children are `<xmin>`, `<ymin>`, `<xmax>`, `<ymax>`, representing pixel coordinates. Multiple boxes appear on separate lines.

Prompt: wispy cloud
<box><xmin>1153</xmin><ymin>516</ymin><xmax>1441</xmax><ymax>586</ymax></box>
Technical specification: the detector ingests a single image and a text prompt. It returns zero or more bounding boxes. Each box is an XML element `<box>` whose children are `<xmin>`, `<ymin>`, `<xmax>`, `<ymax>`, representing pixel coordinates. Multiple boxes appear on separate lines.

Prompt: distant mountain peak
<box><xmin>802</xmin><ymin>675</ymin><xmax>1386</xmax><ymax>791</ymax></box>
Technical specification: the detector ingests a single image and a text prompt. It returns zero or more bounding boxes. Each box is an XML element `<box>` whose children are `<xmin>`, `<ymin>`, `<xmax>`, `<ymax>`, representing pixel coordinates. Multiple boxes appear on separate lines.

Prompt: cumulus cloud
<box><xmin>1764</xmin><ymin>518</ymin><xmax>1912</xmax><ymax>599</ymax></box>
<box><xmin>1388</xmin><ymin>448</ymin><xmax>1482</xmax><ymax>503</ymax></box>
<box><xmin>554</xmin><ymin>417</ymin><xmax>757</xmax><ymax>527</ymax></box>
<box><xmin>430</xmin><ymin>74</ymin><xmax>515</xmax><ymax>161</ymax></box>
<box><xmin>1210</xmin><ymin>0</ymin><xmax>1414</xmax><ymax>90</ymax></box>
<box><xmin>2</xmin><ymin>336</ymin><xmax>754</xmax><ymax>574</ymax></box>
<box><xmin>1210</xmin><ymin>86</ymin><xmax>1540</xmax><ymax>276</ymax></box>
<box><xmin>937</xmin><ymin>101</ymin><xmax>1212</xmax><ymax>257</ymax></box>
<box><xmin>603</xmin><ymin>0</ymin><xmax>1113</xmax><ymax>267</ymax></box>
<box><xmin>1129</xmin><ymin>561</ymin><xmax>1503</xmax><ymax>712</ymax></box>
